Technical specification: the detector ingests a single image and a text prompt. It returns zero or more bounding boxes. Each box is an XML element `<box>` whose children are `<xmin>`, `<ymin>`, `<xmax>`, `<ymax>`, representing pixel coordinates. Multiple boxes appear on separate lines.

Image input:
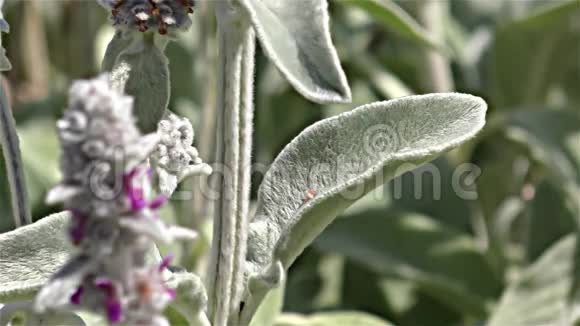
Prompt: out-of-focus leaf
<box><xmin>504</xmin><ymin>109</ymin><xmax>580</xmax><ymax>191</ymax></box>
<box><xmin>340</xmin><ymin>262</ymin><xmax>395</xmax><ymax>319</ymax></box>
<box><xmin>493</xmin><ymin>0</ymin><xmax>580</xmax><ymax>107</ymax></box>
<box><xmin>118</xmin><ymin>41</ymin><xmax>170</xmax><ymax>132</ymax></box>
<box><xmin>283</xmin><ymin>249</ymin><xmax>324</xmax><ymax>313</ymax></box>
<box><xmin>354</xmin><ymin>55</ymin><xmax>413</xmax><ymax>100</ymax></box>
<box><xmin>0</xmin><ymin>119</ymin><xmax>60</xmax><ymax>231</ymax></box>
<box><xmin>257</xmin><ymin>65</ymin><xmax>322</xmax><ymax>162</ymax></box>
<box><xmin>315</xmin><ymin>210</ymin><xmax>501</xmax><ymax>317</ymax></box>
<box><xmin>527</xmin><ymin>180</ymin><xmax>576</xmax><ymax>262</ymax></box>
<box><xmin>0</xmin><ymin>301</ymin><xmax>85</xmax><ymax>325</ymax></box>
<box><xmin>18</xmin><ymin>120</ymin><xmax>60</xmax><ymax>215</ymax></box>
<box><xmin>105</xmin><ymin>36</ymin><xmax>170</xmax><ymax>133</ymax></box>
<box><xmin>275</xmin><ymin>311</ymin><xmax>393</xmax><ymax>326</ymax></box>
<box><xmin>0</xmin><ymin>211</ymin><xmax>73</xmax><ymax>303</ymax></box>
<box><xmin>237</xmin><ymin>0</ymin><xmax>351</xmax><ymax>103</ymax></box>
<box><xmin>488</xmin><ymin>234</ymin><xmax>580</xmax><ymax>326</ymax></box>
<box><xmin>341</xmin><ymin>0</ymin><xmax>448</xmax><ymax>53</ymax></box>
<box><xmin>474</xmin><ymin>138</ymin><xmax>529</xmax><ymax>222</ymax></box>
<box><xmin>167</xmin><ymin>271</ymin><xmax>210</xmax><ymax>326</ymax></box>
<box><xmin>388</xmin><ymin>157</ymin><xmax>473</xmax><ymax>232</ymax></box>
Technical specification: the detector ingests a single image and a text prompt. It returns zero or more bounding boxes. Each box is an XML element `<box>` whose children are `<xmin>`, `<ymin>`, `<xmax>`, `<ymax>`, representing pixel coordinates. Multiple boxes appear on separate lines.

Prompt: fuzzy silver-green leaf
<box><xmin>240</xmin><ymin>93</ymin><xmax>487</xmax><ymax>323</ymax></box>
<box><xmin>0</xmin><ymin>212</ymin><xmax>73</xmax><ymax>303</ymax></box>
<box><xmin>237</xmin><ymin>0</ymin><xmax>351</xmax><ymax>104</ymax></box>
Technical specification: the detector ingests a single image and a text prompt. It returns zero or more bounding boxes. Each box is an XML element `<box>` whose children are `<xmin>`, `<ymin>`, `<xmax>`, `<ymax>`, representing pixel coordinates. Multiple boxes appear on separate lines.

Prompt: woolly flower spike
<box><xmin>98</xmin><ymin>0</ymin><xmax>196</xmax><ymax>35</ymax></box>
<box><xmin>46</xmin><ymin>74</ymin><xmax>159</xmax><ymax>217</ymax></box>
<box><xmin>36</xmin><ymin>75</ymin><xmax>197</xmax><ymax>325</ymax></box>
<box><xmin>151</xmin><ymin>112</ymin><xmax>212</xmax><ymax>195</ymax></box>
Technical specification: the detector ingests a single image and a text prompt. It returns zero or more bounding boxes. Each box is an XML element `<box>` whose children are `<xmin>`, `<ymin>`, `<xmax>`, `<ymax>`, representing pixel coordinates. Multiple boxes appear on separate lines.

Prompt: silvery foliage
<box><xmin>0</xmin><ymin>1</ymin><xmax>491</xmax><ymax>325</ymax></box>
<box><xmin>151</xmin><ymin>112</ymin><xmax>212</xmax><ymax>196</ymax></box>
<box><xmin>35</xmin><ymin>75</ymin><xmax>200</xmax><ymax>325</ymax></box>
<box><xmin>98</xmin><ymin>0</ymin><xmax>197</xmax><ymax>132</ymax></box>
<box><xmin>234</xmin><ymin>0</ymin><xmax>351</xmax><ymax>104</ymax></box>
<box><xmin>0</xmin><ymin>212</ymin><xmax>209</xmax><ymax>325</ymax></box>
<box><xmin>237</xmin><ymin>94</ymin><xmax>488</xmax><ymax>323</ymax></box>
<box><xmin>207</xmin><ymin>0</ymin><xmax>355</xmax><ymax>322</ymax></box>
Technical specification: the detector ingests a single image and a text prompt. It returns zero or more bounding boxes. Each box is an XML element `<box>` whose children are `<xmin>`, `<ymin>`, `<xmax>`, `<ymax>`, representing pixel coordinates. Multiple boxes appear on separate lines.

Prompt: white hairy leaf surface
<box><xmin>0</xmin><ymin>212</ymin><xmax>73</xmax><ymax>303</ymax></box>
<box><xmin>237</xmin><ymin>0</ymin><xmax>351</xmax><ymax>104</ymax></box>
<box><xmin>240</xmin><ymin>93</ymin><xmax>487</xmax><ymax>323</ymax></box>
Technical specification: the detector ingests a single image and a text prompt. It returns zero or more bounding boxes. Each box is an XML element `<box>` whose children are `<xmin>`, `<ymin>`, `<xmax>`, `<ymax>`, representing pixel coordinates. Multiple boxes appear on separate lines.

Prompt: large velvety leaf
<box><xmin>275</xmin><ymin>311</ymin><xmax>393</xmax><ymax>326</ymax></box>
<box><xmin>0</xmin><ymin>212</ymin><xmax>73</xmax><ymax>302</ymax></box>
<box><xmin>315</xmin><ymin>210</ymin><xmax>501</xmax><ymax>317</ymax></box>
<box><xmin>488</xmin><ymin>235</ymin><xmax>580</xmax><ymax>326</ymax></box>
<box><xmin>493</xmin><ymin>0</ymin><xmax>580</xmax><ymax>108</ymax></box>
<box><xmin>240</xmin><ymin>93</ymin><xmax>487</xmax><ymax>322</ymax></box>
<box><xmin>342</xmin><ymin>0</ymin><xmax>447</xmax><ymax>53</ymax></box>
<box><xmin>237</xmin><ymin>0</ymin><xmax>351</xmax><ymax>103</ymax></box>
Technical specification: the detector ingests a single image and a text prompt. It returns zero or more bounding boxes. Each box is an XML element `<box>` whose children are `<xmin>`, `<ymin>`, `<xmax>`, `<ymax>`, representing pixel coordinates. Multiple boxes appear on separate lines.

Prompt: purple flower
<box><xmin>158</xmin><ymin>254</ymin><xmax>173</xmax><ymax>272</ymax></box>
<box><xmin>106</xmin><ymin>299</ymin><xmax>123</xmax><ymax>323</ymax></box>
<box><xmin>70</xmin><ymin>286</ymin><xmax>84</xmax><ymax>305</ymax></box>
<box><xmin>98</xmin><ymin>0</ymin><xmax>196</xmax><ymax>35</ymax></box>
<box><xmin>124</xmin><ymin>169</ymin><xmax>147</xmax><ymax>213</ymax></box>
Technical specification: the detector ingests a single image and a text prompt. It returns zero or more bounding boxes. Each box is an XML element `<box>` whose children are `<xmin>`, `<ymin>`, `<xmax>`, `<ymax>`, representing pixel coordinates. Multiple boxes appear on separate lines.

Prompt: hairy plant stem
<box><xmin>414</xmin><ymin>0</ymin><xmax>454</xmax><ymax>93</ymax></box>
<box><xmin>0</xmin><ymin>78</ymin><xmax>31</xmax><ymax>228</ymax></box>
<box><xmin>192</xmin><ymin>0</ymin><xmax>218</xmax><ymax>231</ymax></box>
<box><xmin>207</xmin><ymin>2</ymin><xmax>255</xmax><ymax>325</ymax></box>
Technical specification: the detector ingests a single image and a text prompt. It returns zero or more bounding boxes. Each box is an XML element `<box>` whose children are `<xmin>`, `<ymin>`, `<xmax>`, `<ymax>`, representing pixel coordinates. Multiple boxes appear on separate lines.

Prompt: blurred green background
<box><xmin>1</xmin><ymin>1</ymin><xmax>579</xmax><ymax>325</ymax></box>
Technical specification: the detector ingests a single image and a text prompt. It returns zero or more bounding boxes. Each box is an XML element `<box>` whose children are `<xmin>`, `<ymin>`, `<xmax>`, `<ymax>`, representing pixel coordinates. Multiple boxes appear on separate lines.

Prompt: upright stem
<box><xmin>207</xmin><ymin>2</ymin><xmax>255</xmax><ymax>325</ymax></box>
<box><xmin>192</xmin><ymin>0</ymin><xmax>217</xmax><ymax>228</ymax></box>
<box><xmin>414</xmin><ymin>0</ymin><xmax>454</xmax><ymax>93</ymax></box>
<box><xmin>0</xmin><ymin>78</ymin><xmax>31</xmax><ymax>228</ymax></box>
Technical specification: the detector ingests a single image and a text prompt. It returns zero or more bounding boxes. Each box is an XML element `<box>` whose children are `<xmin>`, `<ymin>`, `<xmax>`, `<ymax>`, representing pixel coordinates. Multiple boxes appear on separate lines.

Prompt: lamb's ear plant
<box><xmin>0</xmin><ymin>1</ymin><xmax>489</xmax><ymax>325</ymax></box>
<box><xmin>97</xmin><ymin>0</ymin><xmax>197</xmax><ymax>132</ymax></box>
<box><xmin>237</xmin><ymin>93</ymin><xmax>487</xmax><ymax>324</ymax></box>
